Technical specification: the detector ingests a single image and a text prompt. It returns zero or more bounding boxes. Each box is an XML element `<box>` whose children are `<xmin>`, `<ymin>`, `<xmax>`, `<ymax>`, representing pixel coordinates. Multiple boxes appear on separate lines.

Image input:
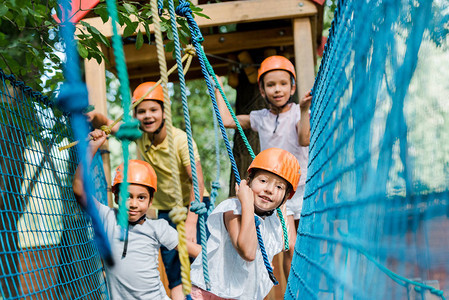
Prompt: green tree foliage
<box><xmin>171</xmin><ymin>78</ymin><xmax>235</xmax><ymax>200</ymax></box>
<box><xmin>0</xmin><ymin>0</ymin><xmax>206</xmax><ymax>93</ymax></box>
<box><xmin>0</xmin><ymin>0</ymin><xmax>63</xmax><ymax>91</ymax></box>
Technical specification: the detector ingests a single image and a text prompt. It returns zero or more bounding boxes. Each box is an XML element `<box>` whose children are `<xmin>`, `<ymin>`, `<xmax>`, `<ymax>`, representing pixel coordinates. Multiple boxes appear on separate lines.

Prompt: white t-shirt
<box><xmin>190</xmin><ymin>198</ymin><xmax>283</xmax><ymax>299</ymax></box>
<box><xmin>249</xmin><ymin>103</ymin><xmax>308</xmax><ymax>186</ymax></box>
<box><xmin>98</xmin><ymin>204</ymin><xmax>177</xmax><ymax>300</ymax></box>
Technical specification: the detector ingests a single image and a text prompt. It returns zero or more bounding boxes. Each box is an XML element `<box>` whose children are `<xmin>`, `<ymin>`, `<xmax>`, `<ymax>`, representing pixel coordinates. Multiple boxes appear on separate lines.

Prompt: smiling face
<box><xmin>135</xmin><ymin>100</ymin><xmax>164</xmax><ymax>134</ymax></box>
<box><xmin>249</xmin><ymin>169</ymin><xmax>289</xmax><ymax>214</ymax></box>
<box><xmin>259</xmin><ymin>70</ymin><xmax>296</xmax><ymax>110</ymax></box>
<box><xmin>123</xmin><ymin>184</ymin><xmax>152</xmax><ymax>223</ymax></box>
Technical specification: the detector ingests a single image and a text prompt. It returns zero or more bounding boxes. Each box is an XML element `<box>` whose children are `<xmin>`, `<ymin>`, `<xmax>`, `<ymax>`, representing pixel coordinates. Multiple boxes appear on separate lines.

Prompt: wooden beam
<box><xmin>84</xmin><ymin>55</ymin><xmax>113</xmax><ymax>207</ymax></box>
<box><xmin>293</xmin><ymin>17</ymin><xmax>315</xmax><ymax>98</ymax></box>
<box><xmin>128</xmin><ymin>62</ymin><xmax>229</xmax><ymax>88</ymax></box>
<box><xmin>107</xmin><ymin>26</ymin><xmax>294</xmax><ymax>70</ymax></box>
<box><xmin>77</xmin><ymin>0</ymin><xmax>317</xmax><ymax>38</ymax></box>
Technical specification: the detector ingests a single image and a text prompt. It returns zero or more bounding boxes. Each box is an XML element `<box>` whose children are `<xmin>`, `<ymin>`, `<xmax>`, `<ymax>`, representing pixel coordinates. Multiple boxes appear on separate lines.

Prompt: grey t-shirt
<box><xmin>98</xmin><ymin>204</ymin><xmax>178</xmax><ymax>299</ymax></box>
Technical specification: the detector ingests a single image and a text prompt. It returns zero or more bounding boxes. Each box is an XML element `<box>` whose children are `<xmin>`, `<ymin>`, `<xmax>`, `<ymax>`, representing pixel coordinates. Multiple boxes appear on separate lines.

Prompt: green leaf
<box><xmin>143</xmin><ymin>23</ymin><xmax>151</xmax><ymax>41</ymax></box>
<box><xmin>28</xmin><ymin>8</ymin><xmax>42</xmax><ymax>19</ymax></box>
<box><xmin>141</xmin><ymin>8</ymin><xmax>152</xmax><ymax>19</ymax></box>
<box><xmin>189</xmin><ymin>5</ymin><xmax>204</xmax><ymax>12</ymax></box>
<box><xmin>0</xmin><ymin>5</ymin><xmax>8</xmax><ymax>17</ymax></box>
<box><xmin>193</xmin><ymin>12</ymin><xmax>210</xmax><ymax>19</ymax></box>
<box><xmin>160</xmin><ymin>21</ymin><xmax>169</xmax><ymax>32</ymax></box>
<box><xmin>90</xmin><ymin>50</ymin><xmax>102</xmax><ymax>64</ymax></box>
<box><xmin>179</xmin><ymin>32</ymin><xmax>189</xmax><ymax>45</ymax></box>
<box><xmin>117</xmin><ymin>12</ymin><xmax>126</xmax><ymax>26</ymax></box>
<box><xmin>167</xmin><ymin>28</ymin><xmax>174</xmax><ymax>40</ymax></box>
<box><xmin>123</xmin><ymin>21</ymin><xmax>138</xmax><ymax>38</ymax></box>
<box><xmin>77</xmin><ymin>43</ymin><xmax>89</xmax><ymax>59</ymax></box>
<box><xmin>20</xmin><ymin>8</ymin><xmax>28</xmax><ymax>17</ymax></box>
<box><xmin>0</xmin><ymin>33</ymin><xmax>7</xmax><ymax>47</ymax></box>
<box><xmin>94</xmin><ymin>6</ymin><xmax>109</xmax><ymax>23</ymax></box>
<box><xmin>15</xmin><ymin>14</ymin><xmax>26</xmax><ymax>28</ymax></box>
<box><xmin>85</xmin><ymin>23</ymin><xmax>111</xmax><ymax>47</ymax></box>
<box><xmin>136</xmin><ymin>30</ymin><xmax>144</xmax><ymax>50</ymax></box>
<box><xmin>123</xmin><ymin>3</ymin><xmax>137</xmax><ymax>14</ymax></box>
<box><xmin>165</xmin><ymin>41</ymin><xmax>174</xmax><ymax>53</ymax></box>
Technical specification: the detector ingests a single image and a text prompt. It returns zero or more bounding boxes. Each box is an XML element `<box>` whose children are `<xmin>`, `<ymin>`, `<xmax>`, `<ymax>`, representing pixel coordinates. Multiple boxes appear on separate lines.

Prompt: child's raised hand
<box><xmin>88</xmin><ymin>129</ymin><xmax>107</xmax><ymax>155</ymax></box>
<box><xmin>84</xmin><ymin>111</ymin><xmax>95</xmax><ymax>124</ymax></box>
<box><xmin>300</xmin><ymin>90</ymin><xmax>312</xmax><ymax>110</ymax></box>
<box><xmin>235</xmin><ymin>180</ymin><xmax>255</xmax><ymax>208</ymax></box>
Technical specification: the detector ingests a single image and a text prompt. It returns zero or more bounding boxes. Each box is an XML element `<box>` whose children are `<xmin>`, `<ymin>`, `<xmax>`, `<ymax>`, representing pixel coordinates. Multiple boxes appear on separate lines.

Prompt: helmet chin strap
<box><xmin>268</xmin><ymin>95</ymin><xmax>292</xmax><ymax>113</ymax></box>
<box><xmin>153</xmin><ymin>118</ymin><xmax>165</xmax><ymax>135</ymax></box>
<box><xmin>269</xmin><ymin>97</ymin><xmax>292</xmax><ymax>134</ymax></box>
<box><xmin>254</xmin><ymin>205</ymin><xmax>275</xmax><ymax>217</ymax></box>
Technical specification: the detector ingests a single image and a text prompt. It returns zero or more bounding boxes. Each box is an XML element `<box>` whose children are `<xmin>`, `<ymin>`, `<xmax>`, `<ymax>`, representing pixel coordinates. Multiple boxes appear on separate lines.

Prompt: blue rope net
<box><xmin>286</xmin><ymin>0</ymin><xmax>449</xmax><ymax>299</ymax></box>
<box><xmin>0</xmin><ymin>69</ymin><xmax>108</xmax><ymax>299</ymax></box>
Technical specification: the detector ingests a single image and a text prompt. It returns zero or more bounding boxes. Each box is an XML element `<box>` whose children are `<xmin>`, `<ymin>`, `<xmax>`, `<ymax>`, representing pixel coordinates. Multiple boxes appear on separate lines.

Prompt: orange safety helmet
<box><xmin>132</xmin><ymin>82</ymin><xmax>164</xmax><ymax>104</ymax></box>
<box><xmin>111</xmin><ymin>160</ymin><xmax>157</xmax><ymax>194</ymax></box>
<box><xmin>247</xmin><ymin>148</ymin><xmax>300</xmax><ymax>199</ymax></box>
<box><xmin>257</xmin><ymin>56</ymin><xmax>296</xmax><ymax>84</ymax></box>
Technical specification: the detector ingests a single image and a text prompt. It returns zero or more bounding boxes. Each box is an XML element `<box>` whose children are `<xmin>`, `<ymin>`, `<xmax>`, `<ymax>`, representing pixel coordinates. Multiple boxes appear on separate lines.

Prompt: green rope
<box><xmin>104</xmin><ymin>0</ymin><xmax>141</xmax><ymax>236</ymax></box>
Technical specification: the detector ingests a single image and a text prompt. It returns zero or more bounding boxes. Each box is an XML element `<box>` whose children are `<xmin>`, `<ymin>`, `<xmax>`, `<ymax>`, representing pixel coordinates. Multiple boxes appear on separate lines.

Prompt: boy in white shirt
<box><xmin>72</xmin><ymin>130</ymin><xmax>200</xmax><ymax>299</ymax></box>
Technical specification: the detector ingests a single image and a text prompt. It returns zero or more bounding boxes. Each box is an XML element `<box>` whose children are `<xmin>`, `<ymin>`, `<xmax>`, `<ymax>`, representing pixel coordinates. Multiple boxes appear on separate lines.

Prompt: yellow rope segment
<box><xmin>150</xmin><ymin>0</ymin><xmax>192</xmax><ymax>296</ymax></box>
<box><xmin>57</xmin><ymin>46</ymin><xmax>195</xmax><ymax>152</ymax></box>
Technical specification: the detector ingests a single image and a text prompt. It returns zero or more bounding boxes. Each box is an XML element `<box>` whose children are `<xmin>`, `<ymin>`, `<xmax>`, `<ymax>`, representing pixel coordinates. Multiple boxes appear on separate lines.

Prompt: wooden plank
<box><xmin>293</xmin><ymin>17</ymin><xmax>315</xmax><ymax>98</ymax></box>
<box><xmin>109</xmin><ymin>27</ymin><xmax>293</xmax><ymax>70</ymax></box>
<box><xmin>128</xmin><ymin>62</ymin><xmax>229</xmax><ymax>87</ymax></box>
<box><xmin>76</xmin><ymin>0</ymin><xmax>317</xmax><ymax>38</ymax></box>
<box><xmin>84</xmin><ymin>55</ymin><xmax>113</xmax><ymax>207</ymax></box>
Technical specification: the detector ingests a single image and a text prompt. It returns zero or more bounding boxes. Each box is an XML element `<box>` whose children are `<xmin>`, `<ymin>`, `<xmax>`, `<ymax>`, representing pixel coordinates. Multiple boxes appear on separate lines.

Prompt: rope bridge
<box><xmin>2</xmin><ymin>0</ymin><xmax>448</xmax><ymax>299</ymax></box>
<box><xmin>286</xmin><ymin>0</ymin><xmax>449</xmax><ymax>299</ymax></box>
<box><xmin>0</xmin><ymin>69</ymin><xmax>108</xmax><ymax>299</ymax></box>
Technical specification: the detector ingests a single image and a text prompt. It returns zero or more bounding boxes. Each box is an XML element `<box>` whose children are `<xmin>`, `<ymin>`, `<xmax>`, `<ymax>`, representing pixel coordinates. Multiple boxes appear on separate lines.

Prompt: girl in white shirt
<box><xmin>190</xmin><ymin>148</ymin><xmax>300</xmax><ymax>299</ymax></box>
<box><xmin>216</xmin><ymin>56</ymin><xmax>312</xmax><ymax>279</ymax></box>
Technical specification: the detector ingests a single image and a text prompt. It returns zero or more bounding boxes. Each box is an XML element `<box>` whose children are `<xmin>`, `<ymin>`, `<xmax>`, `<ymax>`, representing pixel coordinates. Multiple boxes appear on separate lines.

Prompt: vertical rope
<box><xmin>56</xmin><ymin>0</ymin><xmax>112</xmax><ymax>265</ymax></box>
<box><xmin>150</xmin><ymin>0</ymin><xmax>191</xmax><ymax>295</ymax></box>
<box><xmin>166</xmin><ymin>0</ymin><xmax>212</xmax><ymax>290</ymax></box>
<box><xmin>103</xmin><ymin>0</ymin><xmax>141</xmax><ymax>238</ymax></box>
<box><xmin>174</xmin><ymin>1</ymin><xmax>282</xmax><ymax>284</ymax></box>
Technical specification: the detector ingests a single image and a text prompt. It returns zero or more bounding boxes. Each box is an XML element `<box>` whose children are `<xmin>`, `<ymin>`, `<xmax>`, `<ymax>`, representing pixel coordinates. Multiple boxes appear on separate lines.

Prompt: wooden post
<box><xmin>84</xmin><ymin>53</ymin><xmax>113</xmax><ymax>207</ymax></box>
<box><xmin>293</xmin><ymin>17</ymin><xmax>315</xmax><ymax>98</ymax></box>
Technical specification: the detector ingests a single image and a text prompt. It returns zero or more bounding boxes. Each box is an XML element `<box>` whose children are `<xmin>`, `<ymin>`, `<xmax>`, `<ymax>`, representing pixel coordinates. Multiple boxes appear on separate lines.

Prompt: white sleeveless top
<box><xmin>250</xmin><ymin>103</ymin><xmax>309</xmax><ymax>186</ymax></box>
<box><xmin>190</xmin><ymin>198</ymin><xmax>283</xmax><ymax>299</ymax></box>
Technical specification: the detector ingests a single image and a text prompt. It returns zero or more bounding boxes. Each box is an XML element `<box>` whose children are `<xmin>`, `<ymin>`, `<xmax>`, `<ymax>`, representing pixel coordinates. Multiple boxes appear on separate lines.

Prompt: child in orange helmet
<box><xmin>189</xmin><ymin>148</ymin><xmax>300</xmax><ymax>299</ymax></box>
<box><xmin>72</xmin><ymin>129</ymin><xmax>201</xmax><ymax>300</ymax></box>
<box><xmin>215</xmin><ymin>55</ymin><xmax>312</xmax><ymax>279</ymax></box>
<box><xmin>87</xmin><ymin>82</ymin><xmax>208</xmax><ymax>300</ymax></box>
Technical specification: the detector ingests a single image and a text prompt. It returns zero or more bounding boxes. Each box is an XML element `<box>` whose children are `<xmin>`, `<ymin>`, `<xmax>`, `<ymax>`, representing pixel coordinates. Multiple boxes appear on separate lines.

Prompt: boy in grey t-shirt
<box><xmin>73</xmin><ymin>129</ymin><xmax>201</xmax><ymax>299</ymax></box>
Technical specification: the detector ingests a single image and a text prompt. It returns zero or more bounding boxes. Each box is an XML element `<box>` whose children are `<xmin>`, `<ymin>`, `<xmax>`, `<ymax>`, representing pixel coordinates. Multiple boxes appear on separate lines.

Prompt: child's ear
<box><xmin>290</xmin><ymin>83</ymin><xmax>297</xmax><ymax>96</ymax></box>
